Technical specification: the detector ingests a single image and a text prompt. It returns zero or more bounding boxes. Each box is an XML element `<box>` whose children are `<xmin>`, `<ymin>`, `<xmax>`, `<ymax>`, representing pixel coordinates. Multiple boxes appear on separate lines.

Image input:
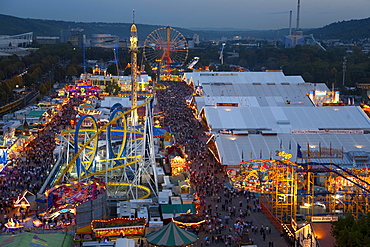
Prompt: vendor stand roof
<box><xmin>173</xmin><ymin>212</ymin><xmax>205</xmax><ymax>227</ymax></box>
<box><xmin>146</xmin><ymin>221</ymin><xmax>198</xmax><ymax>246</ymax></box>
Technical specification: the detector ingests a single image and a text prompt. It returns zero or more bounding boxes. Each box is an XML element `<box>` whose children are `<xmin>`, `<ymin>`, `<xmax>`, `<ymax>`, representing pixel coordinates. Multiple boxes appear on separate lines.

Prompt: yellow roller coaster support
<box><xmin>55</xmin><ymin>100</ymin><xmax>151</xmax><ymax>184</ymax></box>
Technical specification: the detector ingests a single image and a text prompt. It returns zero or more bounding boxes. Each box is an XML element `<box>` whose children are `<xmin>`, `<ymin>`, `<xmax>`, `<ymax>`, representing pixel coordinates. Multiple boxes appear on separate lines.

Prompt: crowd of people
<box><xmin>157</xmin><ymin>80</ymin><xmax>278</xmax><ymax>246</ymax></box>
<box><xmin>0</xmin><ymin>78</ymin><xmax>284</xmax><ymax>245</ymax></box>
<box><xmin>0</xmin><ymin>98</ymin><xmax>79</xmax><ymax>232</ymax></box>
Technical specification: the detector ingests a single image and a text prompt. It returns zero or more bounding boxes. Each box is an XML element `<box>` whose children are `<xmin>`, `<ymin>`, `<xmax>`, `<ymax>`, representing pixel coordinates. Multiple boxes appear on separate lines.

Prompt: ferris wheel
<box><xmin>143</xmin><ymin>26</ymin><xmax>188</xmax><ymax>67</ymax></box>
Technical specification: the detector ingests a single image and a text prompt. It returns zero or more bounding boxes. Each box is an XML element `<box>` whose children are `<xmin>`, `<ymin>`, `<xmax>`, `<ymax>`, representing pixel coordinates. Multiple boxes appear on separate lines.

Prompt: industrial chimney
<box><xmin>289</xmin><ymin>10</ymin><xmax>292</xmax><ymax>35</ymax></box>
<box><xmin>296</xmin><ymin>0</ymin><xmax>301</xmax><ymax>30</ymax></box>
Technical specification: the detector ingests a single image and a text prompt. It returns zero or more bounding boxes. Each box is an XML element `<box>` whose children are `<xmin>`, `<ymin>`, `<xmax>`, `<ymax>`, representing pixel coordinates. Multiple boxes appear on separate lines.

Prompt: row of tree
<box><xmin>1</xmin><ymin>41</ymin><xmax>369</xmax><ymax>104</ymax></box>
<box><xmin>191</xmin><ymin>42</ymin><xmax>370</xmax><ymax>90</ymax></box>
<box><xmin>331</xmin><ymin>213</ymin><xmax>370</xmax><ymax>246</ymax></box>
<box><xmin>0</xmin><ymin>43</ymin><xmax>83</xmax><ymax>105</ymax></box>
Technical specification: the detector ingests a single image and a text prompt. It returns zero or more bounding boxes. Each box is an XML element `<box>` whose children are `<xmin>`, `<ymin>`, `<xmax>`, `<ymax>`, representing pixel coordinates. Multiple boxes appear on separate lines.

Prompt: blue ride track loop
<box><xmin>74</xmin><ymin>115</ymin><xmax>98</xmax><ymax>178</ymax></box>
<box><xmin>110</xmin><ymin>103</ymin><xmax>123</xmax><ymax>113</ymax></box>
<box><xmin>298</xmin><ymin>162</ymin><xmax>370</xmax><ymax>195</ymax></box>
<box><xmin>107</xmin><ymin>108</ymin><xmax>127</xmax><ymax>167</ymax></box>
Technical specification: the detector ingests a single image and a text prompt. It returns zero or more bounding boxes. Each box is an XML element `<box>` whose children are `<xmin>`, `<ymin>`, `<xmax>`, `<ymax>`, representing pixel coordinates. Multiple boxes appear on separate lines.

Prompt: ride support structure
<box><xmin>49</xmin><ymin>99</ymin><xmax>158</xmax><ymax>201</ymax></box>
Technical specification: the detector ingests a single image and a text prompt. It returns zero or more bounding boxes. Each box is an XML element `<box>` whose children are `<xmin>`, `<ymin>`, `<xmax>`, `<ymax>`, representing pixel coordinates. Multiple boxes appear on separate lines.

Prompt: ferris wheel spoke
<box><xmin>170</xmin><ymin>32</ymin><xmax>182</xmax><ymax>43</ymax></box>
<box><xmin>171</xmin><ymin>40</ymin><xmax>185</xmax><ymax>49</ymax></box>
<box><xmin>144</xmin><ymin>26</ymin><xmax>188</xmax><ymax>66</ymax></box>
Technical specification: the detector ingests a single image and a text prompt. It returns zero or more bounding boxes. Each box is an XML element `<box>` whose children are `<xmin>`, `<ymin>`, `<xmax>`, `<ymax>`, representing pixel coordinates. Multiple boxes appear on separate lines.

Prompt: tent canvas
<box><xmin>146</xmin><ymin>221</ymin><xmax>198</xmax><ymax>246</ymax></box>
<box><xmin>0</xmin><ymin>232</ymin><xmax>73</xmax><ymax>247</ymax></box>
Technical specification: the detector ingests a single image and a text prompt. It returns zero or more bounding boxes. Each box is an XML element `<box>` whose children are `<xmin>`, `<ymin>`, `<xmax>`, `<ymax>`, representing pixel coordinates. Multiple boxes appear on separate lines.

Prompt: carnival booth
<box><xmin>172</xmin><ymin>209</ymin><xmax>205</xmax><ymax>230</ymax></box>
<box><xmin>5</xmin><ymin>218</ymin><xmax>24</xmax><ymax>231</ymax></box>
<box><xmin>170</xmin><ymin>156</ymin><xmax>188</xmax><ymax>176</ymax></box>
<box><xmin>91</xmin><ymin>217</ymin><xmax>146</xmax><ymax>239</ymax></box>
<box><xmin>41</xmin><ymin>180</ymin><xmax>106</xmax><ymax>229</ymax></box>
<box><xmin>146</xmin><ymin>221</ymin><xmax>198</xmax><ymax>246</ymax></box>
<box><xmin>63</xmin><ymin>80</ymin><xmax>100</xmax><ymax>98</ymax></box>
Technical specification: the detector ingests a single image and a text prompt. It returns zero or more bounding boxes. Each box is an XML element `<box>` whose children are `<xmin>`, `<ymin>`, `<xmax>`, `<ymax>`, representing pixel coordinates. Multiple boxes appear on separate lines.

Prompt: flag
<box><xmin>280</xmin><ymin>140</ymin><xmax>283</xmax><ymax>149</ymax></box>
<box><xmin>270</xmin><ymin>150</ymin><xmax>272</xmax><ymax>160</ymax></box>
<box><xmin>250</xmin><ymin>150</ymin><xmax>253</xmax><ymax>159</ymax></box>
<box><xmin>341</xmin><ymin>146</ymin><xmax>344</xmax><ymax>160</ymax></box>
<box><xmin>297</xmin><ymin>144</ymin><xmax>303</xmax><ymax>158</ymax></box>
<box><xmin>329</xmin><ymin>142</ymin><xmax>332</xmax><ymax>157</ymax></box>
<box><xmin>260</xmin><ymin>150</ymin><xmax>262</xmax><ymax>159</ymax></box>
<box><xmin>241</xmin><ymin>151</ymin><xmax>244</xmax><ymax>162</ymax></box>
<box><xmin>289</xmin><ymin>141</ymin><xmax>292</xmax><ymax>151</ymax></box>
<box><xmin>319</xmin><ymin>142</ymin><xmax>321</xmax><ymax>158</ymax></box>
<box><xmin>307</xmin><ymin>143</ymin><xmax>311</xmax><ymax>158</ymax></box>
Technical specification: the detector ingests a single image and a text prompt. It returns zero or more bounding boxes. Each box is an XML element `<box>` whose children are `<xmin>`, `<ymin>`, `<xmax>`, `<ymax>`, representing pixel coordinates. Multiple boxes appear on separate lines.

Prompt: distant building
<box><xmin>35</xmin><ymin>36</ymin><xmax>60</xmax><ymax>45</ymax></box>
<box><xmin>285</xmin><ymin>30</ymin><xmax>305</xmax><ymax>48</ymax></box>
<box><xmin>193</xmin><ymin>34</ymin><xmax>200</xmax><ymax>45</ymax></box>
<box><xmin>187</xmin><ymin>37</ymin><xmax>195</xmax><ymax>49</ymax></box>
<box><xmin>89</xmin><ymin>34</ymin><xmax>119</xmax><ymax>48</ymax></box>
<box><xmin>61</xmin><ymin>28</ymin><xmax>85</xmax><ymax>47</ymax></box>
<box><xmin>0</xmin><ymin>32</ymin><xmax>33</xmax><ymax>47</ymax></box>
<box><xmin>0</xmin><ymin>46</ymin><xmax>33</xmax><ymax>57</ymax></box>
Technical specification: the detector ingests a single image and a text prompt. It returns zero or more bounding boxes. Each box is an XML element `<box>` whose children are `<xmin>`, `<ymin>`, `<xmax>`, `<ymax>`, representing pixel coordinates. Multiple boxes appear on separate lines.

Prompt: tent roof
<box><xmin>0</xmin><ymin>232</ymin><xmax>73</xmax><ymax>247</ymax></box>
<box><xmin>161</xmin><ymin>204</ymin><xmax>195</xmax><ymax>214</ymax></box>
<box><xmin>146</xmin><ymin>221</ymin><xmax>198</xmax><ymax>246</ymax></box>
<box><xmin>203</xmin><ymin>106</ymin><xmax>370</xmax><ymax>133</ymax></box>
<box><xmin>26</xmin><ymin>110</ymin><xmax>46</xmax><ymax>117</ymax></box>
<box><xmin>215</xmin><ymin>132</ymin><xmax>370</xmax><ymax>166</ymax></box>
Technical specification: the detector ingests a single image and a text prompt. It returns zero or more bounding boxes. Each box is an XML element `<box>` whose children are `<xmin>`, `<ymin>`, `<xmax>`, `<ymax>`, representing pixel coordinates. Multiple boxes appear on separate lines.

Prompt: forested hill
<box><xmin>0</xmin><ymin>14</ymin><xmax>289</xmax><ymax>40</ymax></box>
<box><xmin>1</xmin><ymin>14</ymin><xmax>370</xmax><ymax>41</ymax></box>
<box><xmin>307</xmin><ymin>17</ymin><xmax>370</xmax><ymax>40</ymax></box>
<box><xmin>0</xmin><ymin>14</ymin><xmax>163</xmax><ymax>40</ymax></box>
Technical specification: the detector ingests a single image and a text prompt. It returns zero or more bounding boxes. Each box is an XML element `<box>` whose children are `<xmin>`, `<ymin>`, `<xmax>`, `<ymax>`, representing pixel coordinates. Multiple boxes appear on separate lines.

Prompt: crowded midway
<box><xmin>0</xmin><ymin>98</ymin><xmax>79</xmax><ymax>232</ymax></box>
<box><xmin>156</xmin><ymin>80</ymin><xmax>287</xmax><ymax>247</ymax></box>
<box><xmin>0</xmin><ymin>78</ymin><xmax>290</xmax><ymax>247</ymax></box>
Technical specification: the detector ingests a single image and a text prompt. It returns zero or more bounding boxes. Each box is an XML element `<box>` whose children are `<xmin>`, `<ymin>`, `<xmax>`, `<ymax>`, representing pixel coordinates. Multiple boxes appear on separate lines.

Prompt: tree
<box><xmin>106</xmin><ymin>63</ymin><xmax>117</xmax><ymax>76</ymax></box>
<box><xmin>170</xmin><ymin>69</ymin><xmax>180</xmax><ymax>75</ymax></box>
<box><xmin>209</xmin><ymin>64</ymin><xmax>217</xmax><ymax>71</ymax></box>
<box><xmin>331</xmin><ymin>213</ymin><xmax>370</xmax><ymax>247</ymax></box>
<box><xmin>105</xmin><ymin>79</ymin><xmax>121</xmax><ymax>96</ymax></box>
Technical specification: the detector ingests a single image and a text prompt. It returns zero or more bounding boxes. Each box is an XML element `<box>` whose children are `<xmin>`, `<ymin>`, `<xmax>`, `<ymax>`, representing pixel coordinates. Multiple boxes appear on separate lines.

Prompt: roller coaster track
<box><xmin>54</xmin><ymin>99</ymin><xmax>151</xmax><ymax>185</ymax></box>
<box><xmin>299</xmin><ymin>162</ymin><xmax>370</xmax><ymax>195</ymax></box>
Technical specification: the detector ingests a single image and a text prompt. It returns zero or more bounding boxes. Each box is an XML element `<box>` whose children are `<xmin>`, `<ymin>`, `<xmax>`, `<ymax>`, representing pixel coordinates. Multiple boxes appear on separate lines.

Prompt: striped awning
<box><xmin>146</xmin><ymin>221</ymin><xmax>198</xmax><ymax>246</ymax></box>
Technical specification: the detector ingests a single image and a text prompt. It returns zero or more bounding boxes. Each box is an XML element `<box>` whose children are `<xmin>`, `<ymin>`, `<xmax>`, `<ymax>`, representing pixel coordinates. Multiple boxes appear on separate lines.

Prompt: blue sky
<box><xmin>2</xmin><ymin>0</ymin><xmax>370</xmax><ymax>30</ymax></box>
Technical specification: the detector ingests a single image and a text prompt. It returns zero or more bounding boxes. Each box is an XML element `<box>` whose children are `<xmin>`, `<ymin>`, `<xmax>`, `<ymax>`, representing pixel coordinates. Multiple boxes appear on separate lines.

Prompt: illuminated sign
<box><xmin>200</xmin><ymin>73</ymin><xmax>238</xmax><ymax>76</ymax></box>
<box><xmin>218</xmin><ymin>129</ymin><xmax>233</xmax><ymax>134</ymax></box>
<box><xmin>322</xmin><ymin>102</ymin><xmax>345</xmax><ymax>106</ymax></box>
<box><xmin>311</xmin><ymin>216</ymin><xmax>338</xmax><ymax>222</ymax></box>
<box><xmin>291</xmin><ymin>130</ymin><xmax>364</xmax><ymax>134</ymax></box>
<box><xmin>276</xmin><ymin>151</ymin><xmax>292</xmax><ymax>160</ymax></box>
<box><xmin>216</xmin><ymin>103</ymin><xmax>238</xmax><ymax>107</ymax></box>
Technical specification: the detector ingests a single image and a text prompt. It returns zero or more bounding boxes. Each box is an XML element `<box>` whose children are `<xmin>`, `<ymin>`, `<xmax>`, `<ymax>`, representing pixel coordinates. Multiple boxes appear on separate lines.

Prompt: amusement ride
<box><xmin>143</xmin><ymin>26</ymin><xmax>188</xmax><ymax>80</ymax></box>
<box><xmin>41</xmin><ymin>23</ymin><xmax>191</xmax><ymax>203</ymax></box>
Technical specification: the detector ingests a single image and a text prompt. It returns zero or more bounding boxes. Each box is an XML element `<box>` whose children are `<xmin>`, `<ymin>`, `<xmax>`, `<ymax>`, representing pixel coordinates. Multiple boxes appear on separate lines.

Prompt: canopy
<box><xmin>146</xmin><ymin>221</ymin><xmax>198</xmax><ymax>246</ymax></box>
<box><xmin>0</xmin><ymin>232</ymin><xmax>73</xmax><ymax>247</ymax></box>
<box><xmin>153</xmin><ymin>127</ymin><xmax>167</xmax><ymax>138</ymax></box>
<box><xmin>173</xmin><ymin>213</ymin><xmax>205</xmax><ymax>226</ymax></box>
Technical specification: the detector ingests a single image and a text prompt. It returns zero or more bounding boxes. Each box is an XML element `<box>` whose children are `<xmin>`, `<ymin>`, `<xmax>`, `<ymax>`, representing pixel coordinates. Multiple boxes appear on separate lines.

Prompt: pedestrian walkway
<box><xmin>157</xmin><ymin>80</ymin><xmax>290</xmax><ymax>247</ymax></box>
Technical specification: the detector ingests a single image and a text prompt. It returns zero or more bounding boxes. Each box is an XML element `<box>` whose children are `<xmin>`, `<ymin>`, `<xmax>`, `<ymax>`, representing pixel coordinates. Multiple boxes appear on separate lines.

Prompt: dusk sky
<box><xmin>2</xmin><ymin>0</ymin><xmax>370</xmax><ymax>30</ymax></box>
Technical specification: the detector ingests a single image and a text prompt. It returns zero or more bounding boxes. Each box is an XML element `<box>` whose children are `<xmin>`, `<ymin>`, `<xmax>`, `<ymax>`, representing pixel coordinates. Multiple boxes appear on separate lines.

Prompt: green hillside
<box><xmin>306</xmin><ymin>17</ymin><xmax>370</xmax><ymax>40</ymax></box>
<box><xmin>2</xmin><ymin>14</ymin><xmax>370</xmax><ymax>41</ymax></box>
<box><xmin>0</xmin><ymin>14</ymin><xmax>289</xmax><ymax>40</ymax></box>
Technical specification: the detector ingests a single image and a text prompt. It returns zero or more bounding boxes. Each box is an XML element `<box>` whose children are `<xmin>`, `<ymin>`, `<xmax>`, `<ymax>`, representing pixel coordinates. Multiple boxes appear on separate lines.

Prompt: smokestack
<box><xmin>289</xmin><ymin>10</ymin><xmax>292</xmax><ymax>35</ymax></box>
<box><xmin>296</xmin><ymin>0</ymin><xmax>301</xmax><ymax>29</ymax></box>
